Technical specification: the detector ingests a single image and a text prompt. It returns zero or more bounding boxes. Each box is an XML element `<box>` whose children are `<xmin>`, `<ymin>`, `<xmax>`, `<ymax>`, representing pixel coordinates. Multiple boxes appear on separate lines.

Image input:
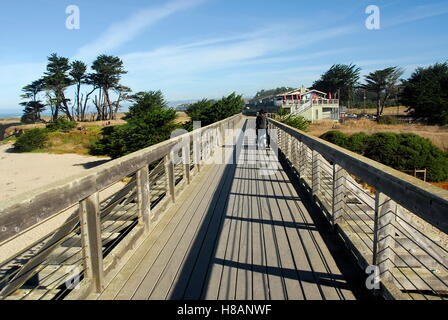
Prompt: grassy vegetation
<box><xmin>33</xmin><ymin>127</ymin><xmax>102</xmax><ymax>155</ymax></box>
<box><xmin>1</xmin><ymin>135</ymin><xmax>17</xmax><ymax>144</ymax></box>
<box><xmin>309</xmin><ymin>119</ymin><xmax>448</xmax><ymax>152</ymax></box>
<box><xmin>320</xmin><ymin>130</ymin><xmax>448</xmax><ymax>183</ymax></box>
<box><xmin>347</xmin><ymin>106</ymin><xmax>409</xmax><ymax>116</ymax></box>
<box><xmin>430</xmin><ymin>182</ymin><xmax>448</xmax><ymax>191</ymax></box>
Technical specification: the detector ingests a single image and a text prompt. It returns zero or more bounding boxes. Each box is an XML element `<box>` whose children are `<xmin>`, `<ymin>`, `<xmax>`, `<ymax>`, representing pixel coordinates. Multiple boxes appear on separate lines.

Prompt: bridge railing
<box><xmin>0</xmin><ymin>114</ymin><xmax>242</xmax><ymax>300</ymax></box>
<box><xmin>269</xmin><ymin>118</ymin><xmax>448</xmax><ymax>300</ymax></box>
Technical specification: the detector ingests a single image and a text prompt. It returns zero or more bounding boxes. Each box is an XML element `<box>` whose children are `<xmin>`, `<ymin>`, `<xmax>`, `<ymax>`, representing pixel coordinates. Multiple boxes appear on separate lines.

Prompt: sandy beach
<box><xmin>0</xmin><ymin>144</ymin><xmax>127</xmax><ymax>263</ymax></box>
<box><xmin>0</xmin><ymin>144</ymin><xmax>111</xmax><ymax>202</ymax></box>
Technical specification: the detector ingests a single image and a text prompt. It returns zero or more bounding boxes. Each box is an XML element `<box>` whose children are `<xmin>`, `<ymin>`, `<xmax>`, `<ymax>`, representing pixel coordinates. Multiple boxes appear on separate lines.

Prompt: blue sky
<box><xmin>0</xmin><ymin>0</ymin><xmax>447</xmax><ymax>112</ymax></box>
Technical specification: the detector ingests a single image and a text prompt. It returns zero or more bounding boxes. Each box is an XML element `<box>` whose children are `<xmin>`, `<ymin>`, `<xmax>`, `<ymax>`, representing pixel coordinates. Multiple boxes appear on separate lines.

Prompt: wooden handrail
<box><xmin>268</xmin><ymin>118</ymin><xmax>448</xmax><ymax>234</ymax></box>
<box><xmin>0</xmin><ymin>114</ymin><xmax>242</xmax><ymax>245</ymax></box>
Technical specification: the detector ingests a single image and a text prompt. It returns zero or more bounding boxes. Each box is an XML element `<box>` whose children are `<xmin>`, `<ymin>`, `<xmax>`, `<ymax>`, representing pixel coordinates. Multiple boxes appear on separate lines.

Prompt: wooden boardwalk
<box><xmin>88</xmin><ymin>119</ymin><xmax>358</xmax><ymax>300</ymax></box>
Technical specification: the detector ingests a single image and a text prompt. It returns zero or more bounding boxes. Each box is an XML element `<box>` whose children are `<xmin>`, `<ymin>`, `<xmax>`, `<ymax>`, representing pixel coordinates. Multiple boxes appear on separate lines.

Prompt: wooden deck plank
<box><xmin>258</xmin><ymin>150</ymin><xmax>305</xmax><ymax>300</ymax></box>
<box><xmin>217</xmin><ymin>145</ymin><xmax>250</xmax><ymax>300</ymax></box>
<box><xmin>146</xmin><ymin>164</ymin><xmax>230</xmax><ymax>300</ymax></box>
<box><xmin>250</xmin><ymin>151</ymin><xmax>271</xmax><ymax>300</ymax></box>
<box><xmin>131</xmin><ymin>164</ymin><xmax>226</xmax><ymax>300</ymax></box>
<box><xmin>203</xmin><ymin>164</ymin><xmax>244</xmax><ymax>300</ymax></box>
<box><xmin>91</xmin><ymin>118</ymin><xmax>359</xmax><ymax>301</ymax></box>
<box><xmin>255</xmin><ymin>150</ymin><xmax>287</xmax><ymax>300</ymax></box>
<box><xmin>234</xmin><ymin>147</ymin><xmax>254</xmax><ymax>300</ymax></box>
<box><xmin>168</xmin><ymin>161</ymin><xmax>237</xmax><ymax>299</ymax></box>
<box><xmin>276</xmin><ymin>162</ymin><xmax>355</xmax><ymax>300</ymax></box>
<box><xmin>106</xmin><ymin>164</ymin><xmax>219</xmax><ymax>300</ymax></box>
<box><xmin>96</xmin><ymin>164</ymin><xmax>214</xmax><ymax>300</ymax></box>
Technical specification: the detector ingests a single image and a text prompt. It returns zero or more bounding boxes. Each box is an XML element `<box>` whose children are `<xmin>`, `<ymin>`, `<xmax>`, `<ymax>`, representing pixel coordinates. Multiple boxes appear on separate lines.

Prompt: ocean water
<box><xmin>0</xmin><ymin>113</ymin><xmax>21</xmax><ymax>118</ymax></box>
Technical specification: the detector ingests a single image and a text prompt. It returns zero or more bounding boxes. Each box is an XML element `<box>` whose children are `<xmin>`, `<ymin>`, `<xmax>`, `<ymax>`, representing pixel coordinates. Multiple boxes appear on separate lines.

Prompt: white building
<box><xmin>275</xmin><ymin>87</ymin><xmax>340</xmax><ymax>122</ymax></box>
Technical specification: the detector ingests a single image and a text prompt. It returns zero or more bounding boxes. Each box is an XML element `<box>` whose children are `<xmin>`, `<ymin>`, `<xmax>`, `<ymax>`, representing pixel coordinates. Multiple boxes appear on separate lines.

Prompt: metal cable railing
<box><xmin>0</xmin><ymin>114</ymin><xmax>243</xmax><ymax>300</ymax></box>
<box><xmin>269</xmin><ymin>118</ymin><xmax>448</xmax><ymax>300</ymax></box>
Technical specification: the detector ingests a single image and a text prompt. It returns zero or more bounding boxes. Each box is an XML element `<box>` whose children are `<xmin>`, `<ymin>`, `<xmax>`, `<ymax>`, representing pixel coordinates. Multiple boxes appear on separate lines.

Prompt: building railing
<box><xmin>278</xmin><ymin>99</ymin><xmax>339</xmax><ymax>106</ymax></box>
<box><xmin>268</xmin><ymin>118</ymin><xmax>448</xmax><ymax>300</ymax></box>
<box><xmin>0</xmin><ymin>114</ymin><xmax>243</xmax><ymax>300</ymax></box>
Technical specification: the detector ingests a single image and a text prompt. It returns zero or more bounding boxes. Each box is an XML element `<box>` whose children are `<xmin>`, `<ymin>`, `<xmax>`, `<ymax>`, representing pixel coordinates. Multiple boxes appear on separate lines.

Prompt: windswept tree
<box><xmin>252</xmin><ymin>87</ymin><xmax>295</xmax><ymax>101</ymax></box>
<box><xmin>401</xmin><ymin>62</ymin><xmax>448</xmax><ymax>125</ymax></box>
<box><xmin>112</xmin><ymin>84</ymin><xmax>132</xmax><ymax>118</ymax></box>
<box><xmin>313</xmin><ymin>63</ymin><xmax>361</xmax><ymax>107</ymax></box>
<box><xmin>124</xmin><ymin>90</ymin><xmax>165</xmax><ymax>119</ymax></box>
<box><xmin>361</xmin><ymin>67</ymin><xmax>404</xmax><ymax>118</ymax></box>
<box><xmin>43</xmin><ymin>53</ymin><xmax>74</xmax><ymax>120</ymax></box>
<box><xmin>186</xmin><ymin>92</ymin><xmax>244</xmax><ymax>127</ymax></box>
<box><xmin>91</xmin><ymin>55</ymin><xmax>127</xmax><ymax>120</ymax></box>
<box><xmin>69</xmin><ymin>60</ymin><xmax>88</xmax><ymax>121</ymax></box>
<box><xmin>91</xmin><ymin>91</ymin><xmax>178</xmax><ymax>158</ymax></box>
<box><xmin>20</xmin><ymin>79</ymin><xmax>46</xmax><ymax>123</ymax></box>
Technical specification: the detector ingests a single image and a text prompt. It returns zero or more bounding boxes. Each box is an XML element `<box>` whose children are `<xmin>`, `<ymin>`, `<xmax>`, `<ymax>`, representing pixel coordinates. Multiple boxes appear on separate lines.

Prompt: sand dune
<box><xmin>0</xmin><ymin>144</ymin><xmax>111</xmax><ymax>202</ymax></box>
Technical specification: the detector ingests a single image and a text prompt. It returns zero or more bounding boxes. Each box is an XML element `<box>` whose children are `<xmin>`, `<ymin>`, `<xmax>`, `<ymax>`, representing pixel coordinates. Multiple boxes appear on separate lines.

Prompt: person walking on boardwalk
<box><xmin>256</xmin><ymin>109</ymin><xmax>270</xmax><ymax>149</ymax></box>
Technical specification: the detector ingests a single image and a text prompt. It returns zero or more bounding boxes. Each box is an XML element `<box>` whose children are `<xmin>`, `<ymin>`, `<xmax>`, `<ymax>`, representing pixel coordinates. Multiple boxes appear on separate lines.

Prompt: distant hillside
<box><xmin>251</xmin><ymin>87</ymin><xmax>296</xmax><ymax>102</ymax></box>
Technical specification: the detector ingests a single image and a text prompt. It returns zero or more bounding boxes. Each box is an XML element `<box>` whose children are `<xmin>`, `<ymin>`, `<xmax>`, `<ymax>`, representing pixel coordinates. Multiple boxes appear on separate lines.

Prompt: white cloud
<box><xmin>74</xmin><ymin>0</ymin><xmax>206</xmax><ymax>60</ymax></box>
<box><xmin>386</xmin><ymin>2</ymin><xmax>448</xmax><ymax>27</ymax></box>
<box><xmin>116</xmin><ymin>24</ymin><xmax>357</xmax><ymax>100</ymax></box>
<box><xmin>120</xmin><ymin>25</ymin><xmax>356</xmax><ymax>77</ymax></box>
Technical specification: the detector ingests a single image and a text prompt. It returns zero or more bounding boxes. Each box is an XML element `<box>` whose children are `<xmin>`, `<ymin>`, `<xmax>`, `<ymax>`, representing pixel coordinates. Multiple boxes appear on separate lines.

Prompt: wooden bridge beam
<box><xmin>137</xmin><ymin>166</ymin><xmax>151</xmax><ymax>233</ymax></box>
<box><xmin>332</xmin><ymin>164</ymin><xmax>347</xmax><ymax>226</ymax></box>
<box><xmin>165</xmin><ymin>154</ymin><xmax>176</xmax><ymax>203</ymax></box>
<box><xmin>373</xmin><ymin>192</ymin><xmax>397</xmax><ymax>283</ymax></box>
<box><xmin>79</xmin><ymin>192</ymin><xmax>104</xmax><ymax>293</ymax></box>
<box><xmin>183</xmin><ymin>143</ymin><xmax>191</xmax><ymax>185</ymax></box>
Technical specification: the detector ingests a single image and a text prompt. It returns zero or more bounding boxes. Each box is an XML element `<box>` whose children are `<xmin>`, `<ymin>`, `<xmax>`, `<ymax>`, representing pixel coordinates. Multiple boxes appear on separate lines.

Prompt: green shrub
<box><xmin>281</xmin><ymin>115</ymin><xmax>311</xmax><ymax>132</ymax></box>
<box><xmin>319</xmin><ymin>130</ymin><xmax>448</xmax><ymax>182</ymax></box>
<box><xmin>186</xmin><ymin>93</ymin><xmax>244</xmax><ymax>127</ymax></box>
<box><xmin>427</xmin><ymin>157</ymin><xmax>448</xmax><ymax>182</ymax></box>
<box><xmin>364</xmin><ymin>132</ymin><xmax>400</xmax><ymax>167</ymax></box>
<box><xmin>319</xmin><ymin>131</ymin><xmax>349</xmax><ymax>148</ymax></box>
<box><xmin>91</xmin><ymin>108</ymin><xmax>179</xmax><ymax>159</ymax></box>
<box><xmin>377</xmin><ymin>115</ymin><xmax>399</xmax><ymax>125</ymax></box>
<box><xmin>13</xmin><ymin>128</ymin><xmax>48</xmax><ymax>152</ymax></box>
<box><xmin>46</xmin><ymin>117</ymin><xmax>77</xmax><ymax>132</ymax></box>
<box><xmin>347</xmin><ymin>132</ymin><xmax>369</xmax><ymax>154</ymax></box>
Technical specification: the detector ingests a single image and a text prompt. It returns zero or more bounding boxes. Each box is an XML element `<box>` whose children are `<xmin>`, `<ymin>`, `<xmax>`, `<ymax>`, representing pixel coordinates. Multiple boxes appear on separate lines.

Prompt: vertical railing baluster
<box><xmin>297</xmin><ymin>140</ymin><xmax>303</xmax><ymax>175</ymax></box>
<box><xmin>299</xmin><ymin>141</ymin><xmax>307</xmax><ymax>178</ymax></box>
<box><xmin>79</xmin><ymin>192</ymin><xmax>104</xmax><ymax>293</ymax></box>
<box><xmin>332</xmin><ymin>164</ymin><xmax>347</xmax><ymax>226</ymax></box>
<box><xmin>165</xmin><ymin>153</ymin><xmax>175</xmax><ymax>203</ymax></box>
<box><xmin>183</xmin><ymin>142</ymin><xmax>191</xmax><ymax>184</ymax></box>
<box><xmin>193</xmin><ymin>133</ymin><xmax>201</xmax><ymax>173</ymax></box>
<box><xmin>373</xmin><ymin>191</ymin><xmax>396</xmax><ymax>283</ymax></box>
<box><xmin>137</xmin><ymin>166</ymin><xmax>151</xmax><ymax>232</ymax></box>
<box><xmin>311</xmin><ymin>150</ymin><xmax>321</xmax><ymax>196</ymax></box>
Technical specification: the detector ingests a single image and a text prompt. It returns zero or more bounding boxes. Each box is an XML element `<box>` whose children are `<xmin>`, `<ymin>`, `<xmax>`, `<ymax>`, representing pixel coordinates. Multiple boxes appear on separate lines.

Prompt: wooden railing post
<box><xmin>299</xmin><ymin>141</ymin><xmax>308</xmax><ymax>177</ymax></box>
<box><xmin>219</xmin><ymin>124</ymin><xmax>225</xmax><ymax>147</ymax></box>
<box><xmin>137</xmin><ymin>166</ymin><xmax>151</xmax><ymax>232</ymax></box>
<box><xmin>286</xmin><ymin>134</ymin><xmax>292</xmax><ymax>160</ymax></box>
<box><xmin>290</xmin><ymin>138</ymin><xmax>297</xmax><ymax>167</ymax></box>
<box><xmin>280</xmin><ymin>131</ymin><xmax>286</xmax><ymax>154</ymax></box>
<box><xmin>373</xmin><ymin>192</ymin><xmax>396</xmax><ymax>283</ymax></box>
<box><xmin>183</xmin><ymin>142</ymin><xmax>191</xmax><ymax>184</ymax></box>
<box><xmin>193</xmin><ymin>134</ymin><xmax>201</xmax><ymax>173</ymax></box>
<box><xmin>296</xmin><ymin>140</ymin><xmax>303</xmax><ymax>174</ymax></box>
<box><xmin>165</xmin><ymin>153</ymin><xmax>175</xmax><ymax>203</ymax></box>
<box><xmin>332</xmin><ymin>164</ymin><xmax>347</xmax><ymax>226</ymax></box>
<box><xmin>79</xmin><ymin>192</ymin><xmax>104</xmax><ymax>293</ymax></box>
<box><xmin>312</xmin><ymin>150</ymin><xmax>321</xmax><ymax>196</ymax></box>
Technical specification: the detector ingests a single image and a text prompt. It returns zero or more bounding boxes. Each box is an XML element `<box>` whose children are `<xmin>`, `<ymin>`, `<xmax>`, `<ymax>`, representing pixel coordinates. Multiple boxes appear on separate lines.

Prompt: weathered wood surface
<box><xmin>0</xmin><ymin>115</ymin><xmax>241</xmax><ymax>245</ymax></box>
<box><xmin>269</xmin><ymin>119</ymin><xmax>448</xmax><ymax>234</ymax></box>
<box><xmin>89</xmin><ymin>119</ymin><xmax>356</xmax><ymax>300</ymax></box>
